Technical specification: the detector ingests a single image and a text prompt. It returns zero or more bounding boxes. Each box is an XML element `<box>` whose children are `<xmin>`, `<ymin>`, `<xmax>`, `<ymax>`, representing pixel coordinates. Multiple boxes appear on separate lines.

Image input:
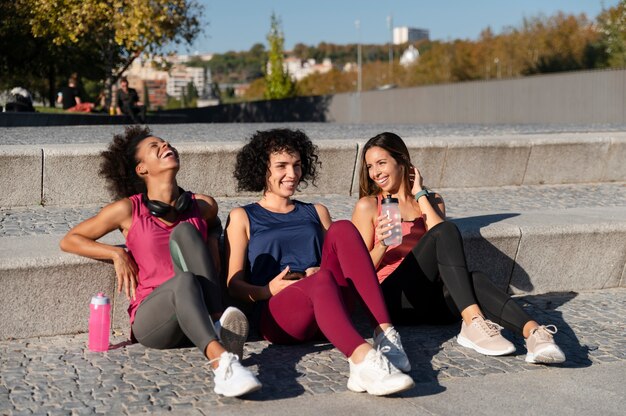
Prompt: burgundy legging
<box><xmin>260</xmin><ymin>220</ymin><xmax>391</xmax><ymax>357</ymax></box>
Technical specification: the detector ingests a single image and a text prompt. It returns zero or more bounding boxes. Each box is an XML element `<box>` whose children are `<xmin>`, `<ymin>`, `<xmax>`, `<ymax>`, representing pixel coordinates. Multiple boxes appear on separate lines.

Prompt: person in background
<box><xmin>5</xmin><ymin>87</ymin><xmax>35</xmax><ymax>112</ymax></box>
<box><xmin>352</xmin><ymin>132</ymin><xmax>566</xmax><ymax>365</ymax></box>
<box><xmin>57</xmin><ymin>76</ymin><xmax>94</xmax><ymax>113</ymax></box>
<box><xmin>60</xmin><ymin>126</ymin><xmax>261</xmax><ymax>398</ymax></box>
<box><xmin>116</xmin><ymin>77</ymin><xmax>146</xmax><ymax>123</ymax></box>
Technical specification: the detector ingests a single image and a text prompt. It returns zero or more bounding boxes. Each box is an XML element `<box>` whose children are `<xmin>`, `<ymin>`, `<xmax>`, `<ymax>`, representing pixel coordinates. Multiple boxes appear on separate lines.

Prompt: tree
<box><xmin>20</xmin><ymin>0</ymin><xmax>203</xmax><ymax>106</ymax></box>
<box><xmin>264</xmin><ymin>13</ymin><xmax>295</xmax><ymax>100</ymax></box>
<box><xmin>0</xmin><ymin>0</ymin><xmax>110</xmax><ymax>106</ymax></box>
<box><xmin>598</xmin><ymin>0</ymin><xmax>626</xmax><ymax>67</ymax></box>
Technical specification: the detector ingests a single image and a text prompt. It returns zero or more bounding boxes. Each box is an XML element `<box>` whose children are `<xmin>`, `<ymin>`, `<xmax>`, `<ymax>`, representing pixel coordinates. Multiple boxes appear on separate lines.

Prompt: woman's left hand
<box><xmin>305</xmin><ymin>267</ymin><xmax>320</xmax><ymax>276</ymax></box>
<box><xmin>410</xmin><ymin>165</ymin><xmax>424</xmax><ymax>195</ymax></box>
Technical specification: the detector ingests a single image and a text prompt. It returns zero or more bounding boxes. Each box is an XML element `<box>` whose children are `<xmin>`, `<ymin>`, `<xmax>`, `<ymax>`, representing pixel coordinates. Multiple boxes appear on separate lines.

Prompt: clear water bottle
<box><xmin>88</xmin><ymin>292</ymin><xmax>111</xmax><ymax>352</ymax></box>
<box><xmin>381</xmin><ymin>194</ymin><xmax>402</xmax><ymax>246</ymax></box>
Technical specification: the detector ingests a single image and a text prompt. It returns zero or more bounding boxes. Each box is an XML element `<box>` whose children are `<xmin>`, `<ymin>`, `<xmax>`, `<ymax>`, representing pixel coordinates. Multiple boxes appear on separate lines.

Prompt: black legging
<box><xmin>131</xmin><ymin>222</ymin><xmax>223</xmax><ymax>353</ymax></box>
<box><xmin>381</xmin><ymin>221</ymin><xmax>532</xmax><ymax>335</ymax></box>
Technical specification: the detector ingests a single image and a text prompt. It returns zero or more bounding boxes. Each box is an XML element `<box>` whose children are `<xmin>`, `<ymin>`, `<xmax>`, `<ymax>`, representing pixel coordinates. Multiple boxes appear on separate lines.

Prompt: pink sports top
<box><xmin>125</xmin><ymin>193</ymin><xmax>208</xmax><ymax>323</ymax></box>
<box><xmin>373</xmin><ymin>194</ymin><xmax>427</xmax><ymax>283</ymax></box>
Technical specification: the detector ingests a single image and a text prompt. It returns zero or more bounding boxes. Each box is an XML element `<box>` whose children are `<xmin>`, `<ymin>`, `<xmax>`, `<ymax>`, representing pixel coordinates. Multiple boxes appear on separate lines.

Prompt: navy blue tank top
<box><xmin>243</xmin><ymin>200</ymin><xmax>324</xmax><ymax>286</ymax></box>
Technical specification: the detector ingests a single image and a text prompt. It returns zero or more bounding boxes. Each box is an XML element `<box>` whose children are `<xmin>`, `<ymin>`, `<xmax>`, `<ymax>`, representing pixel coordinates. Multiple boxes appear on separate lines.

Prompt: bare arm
<box><xmin>351</xmin><ymin>196</ymin><xmax>389</xmax><ymax>269</ymax></box>
<box><xmin>314</xmin><ymin>203</ymin><xmax>333</xmax><ymax>232</ymax></box>
<box><xmin>411</xmin><ymin>166</ymin><xmax>446</xmax><ymax>230</ymax></box>
<box><xmin>59</xmin><ymin>199</ymin><xmax>138</xmax><ymax>299</ymax></box>
<box><xmin>224</xmin><ymin>207</ymin><xmax>295</xmax><ymax>302</ymax></box>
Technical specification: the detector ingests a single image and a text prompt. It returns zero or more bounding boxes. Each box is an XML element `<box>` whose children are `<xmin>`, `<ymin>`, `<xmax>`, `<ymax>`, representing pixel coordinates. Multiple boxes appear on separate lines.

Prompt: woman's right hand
<box><xmin>375</xmin><ymin>214</ymin><xmax>394</xmax><ymax>246</ymax></box>
<box><xmin>267</xmin><ymin>266</ymin><xmax>297</xmax><ymax>297</ymax></box>
<box><xmin>112</xmin><ymin>248</ymin><xmax>138</xmax><ymax>300</ymax></box>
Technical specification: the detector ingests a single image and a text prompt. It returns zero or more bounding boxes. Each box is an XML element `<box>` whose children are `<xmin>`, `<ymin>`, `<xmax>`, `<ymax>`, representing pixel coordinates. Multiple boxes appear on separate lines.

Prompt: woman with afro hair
<box><xmin>60</xmin><ymin>125</ymin><xmax>261</xmax><ymax>397</ymax></box>
<box><xmin>224</xmin><ymin>128</ymin><xmax>415</xmax><ymax>396</ymax></box>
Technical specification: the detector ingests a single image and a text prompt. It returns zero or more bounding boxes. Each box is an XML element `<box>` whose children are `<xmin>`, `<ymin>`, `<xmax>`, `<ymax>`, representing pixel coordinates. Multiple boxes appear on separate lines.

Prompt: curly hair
<box><xmin>235</xmin><ymin>129</ymin><xmax>321</xmax><ymax>192</ymax></box>
<box><xmin>99</xmin><ymin>125</ymin><xmax>153</xmax><ymax>200</ymax></box>
<box><xmin>359</xmin><ymin>132</ymin><xmax>413</xmax><ymax>198</ymax></box>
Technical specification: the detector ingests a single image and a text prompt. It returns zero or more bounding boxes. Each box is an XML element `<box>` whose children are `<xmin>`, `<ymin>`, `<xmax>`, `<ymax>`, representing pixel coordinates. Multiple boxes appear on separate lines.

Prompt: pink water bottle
<box><xmin>89</xmin><ymin>292</ymin><xmax>111</xmax><ymax>352</ymax></box>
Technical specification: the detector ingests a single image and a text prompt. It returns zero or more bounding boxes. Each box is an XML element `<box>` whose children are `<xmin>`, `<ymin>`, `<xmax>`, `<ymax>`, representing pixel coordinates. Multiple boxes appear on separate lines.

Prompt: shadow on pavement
<box><xmin>243</xmin><ymin>342</ymin><xmax>335</xmax><ymax>400</ymax></box>
<box><xmin>453</xmin><ymin>214</ymin><xmax>591</xmax><ymax>367</ymax></box>
<box><xmin>514</xmin><ymin>291</ymin><xmax>592</xmax><ymax>368</ymax></box>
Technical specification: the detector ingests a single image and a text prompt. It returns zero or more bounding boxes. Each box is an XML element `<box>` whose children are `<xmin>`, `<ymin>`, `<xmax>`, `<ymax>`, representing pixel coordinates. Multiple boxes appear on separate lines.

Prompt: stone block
<box><xmin>179</xmin><ymin>140</ymin><xmax>358</xmax><ymax>197</ymax></box>
<box><xmin>42</xmin><ymin>144</ymin><xmax>110</xmax><ymax>206</ymax></box>
<box><xmin>604</xmin><ymin>136</ymin><xmax>626</xmax><ymax>182</ymax></box>
<box><xmin>508</xmin><ymin>208</ymin><xmax>626</xmax><ymax>294</ymax></box>
<box><xmin>452</xmin><ymin>214</ymin><xmax>522</xmax><ymax>292</ymax></box>
<box><xmin>440</xmin><ymin>138</ymin><xmax>530</xmax><ymax>188</ymax></box>
<box><xmin>315</xmin><ymin>140</ymin><xmax>358</xmax><ymax>195</ymax></box>
<box><xmin>406</xmin><ymin>139</ymin><xmax>447</xmax><ymax>189</ymax></box>
<box><xmin>175</xmin><ymin>142</ymin><xmax>242</xmax><ymax>197</ymax></box>
<box><xmin>0</xmin><ymin>146</ymin><xmax>42</xmax><ymax>207</ymax></box>
<box><xmin>523</xmin><ymin>136</ymin><xmax>610</xmax><ymax>185</ymax></box>
<box><xmin>0</xmin><ymin>235</ymin><xmax>116</xmax><ymax>340</ymax></box>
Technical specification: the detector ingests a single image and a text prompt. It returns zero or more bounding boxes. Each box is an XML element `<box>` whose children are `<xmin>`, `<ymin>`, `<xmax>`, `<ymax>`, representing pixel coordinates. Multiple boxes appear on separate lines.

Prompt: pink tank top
<box><xmin>373</xmin><ymin>194</ymin><xmax>427</xmax><ymax>283</ymax></box>
<box><xmin>125</xmin><ymin>193</ymin><xmax>208</xmax><ymax>323</ymax></box>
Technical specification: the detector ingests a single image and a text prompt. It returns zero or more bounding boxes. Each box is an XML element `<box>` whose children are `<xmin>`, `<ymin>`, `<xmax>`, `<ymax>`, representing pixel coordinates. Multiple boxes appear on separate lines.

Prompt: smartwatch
<box><xmin>415</xmin><ymin>189</ymin><xmax>429</xmax><ymax>201</ymax></box>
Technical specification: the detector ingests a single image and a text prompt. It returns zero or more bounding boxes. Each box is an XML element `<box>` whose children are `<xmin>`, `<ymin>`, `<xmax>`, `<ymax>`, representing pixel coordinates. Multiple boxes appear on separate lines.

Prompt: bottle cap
<box><xmin>91</xmin><ymin>292</ymin><xmax>110</xmax><ymax>305</ymax></box>
<box><xmin>382</xmin><ymin>194</ymin><xmax>398</xmax><ymax>204</ymax></box>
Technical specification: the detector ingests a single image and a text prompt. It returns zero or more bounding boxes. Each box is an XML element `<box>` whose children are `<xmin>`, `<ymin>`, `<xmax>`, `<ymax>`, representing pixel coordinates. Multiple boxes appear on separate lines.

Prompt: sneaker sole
<box><xmin>347</xmin><ymin>376</ymin><xmax>415</xmax><ymax>396</ymax></box>
<box><xmin>214</xmin><ymin>379</ymin><xmax>262</xmax><ymax>397</ymax></box>
<box><xmin>220</xmin><ymin>308</ymin><xmax>249</xmax><ymax>360</ymax></box>
<box><xmin>457</xmin><ymin>334</ymin><xmax>516</xmax><ymax>356</ymax></box>
<box><xmin>525</xmin><ymin>345</ymin><xmax>566</xmax><ymax>364</ymax></box>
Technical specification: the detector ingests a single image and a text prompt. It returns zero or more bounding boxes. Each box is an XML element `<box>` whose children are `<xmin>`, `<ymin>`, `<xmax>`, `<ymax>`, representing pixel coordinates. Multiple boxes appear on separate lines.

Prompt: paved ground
<box><xmin>2</xmin><ymin>122</ymin><xmax>626</xmax><ymax>145</ymax></box>
<box><xmin>2</xmin><ymin>182</ymin><xmax>625</xmax><ymax>237</ymax></box>
<box><xmin>0</xmin><ymin>288</ymin><xmax>624</xmax><ymax>414</ymax></box>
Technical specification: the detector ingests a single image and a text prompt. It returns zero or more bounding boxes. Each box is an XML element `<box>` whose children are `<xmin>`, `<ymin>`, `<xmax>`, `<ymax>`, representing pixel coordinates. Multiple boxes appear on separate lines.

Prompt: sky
<box><xmin>179</xmin><ymin>0</ymin><xmax>619</xmax><ymax>55</ymax></box>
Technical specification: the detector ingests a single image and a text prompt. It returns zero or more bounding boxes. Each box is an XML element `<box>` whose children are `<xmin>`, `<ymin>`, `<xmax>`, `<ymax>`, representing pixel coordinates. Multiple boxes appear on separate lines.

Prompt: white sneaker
<box><xmin>373</xmin><ymin>326</ymin><xmax>411</xmax><ymax>372</ymax></box>
<box><xmin>347</xmin><ymin>348</ymin><xmax>415</xmax><ymax>396</ymax></box>
<box><xmin>212</xmin><ymin>351</ymin><xmax>262</xmax><ymax>397</ymax></box>
<box><xmin>215</xmin><ymin>307</ymin><xmax>249</xmax><ymax>360</ymax></box>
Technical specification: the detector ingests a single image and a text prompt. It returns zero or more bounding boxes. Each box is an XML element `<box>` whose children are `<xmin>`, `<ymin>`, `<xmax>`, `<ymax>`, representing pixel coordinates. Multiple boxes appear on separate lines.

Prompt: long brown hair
<box><xmin>358</xmin><ymin>132</ymin><xmax>413</xmax><ymax>198</ymax></box>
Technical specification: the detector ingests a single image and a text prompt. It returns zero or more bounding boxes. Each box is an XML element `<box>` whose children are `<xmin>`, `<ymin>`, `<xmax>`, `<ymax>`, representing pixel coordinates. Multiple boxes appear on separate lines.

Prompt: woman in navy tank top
<box><xmin>225</xmin><ymin>129</ymin><xmax>415</xmax><ymax>396</ymax></box>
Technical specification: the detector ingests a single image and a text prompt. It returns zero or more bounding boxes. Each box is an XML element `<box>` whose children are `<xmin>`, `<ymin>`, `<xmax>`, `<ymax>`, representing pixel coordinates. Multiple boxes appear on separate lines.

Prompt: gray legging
<box><xmin>131</xmin><ymin>222</ymin><xmax>223</xmax><ymax>354</ymax></box>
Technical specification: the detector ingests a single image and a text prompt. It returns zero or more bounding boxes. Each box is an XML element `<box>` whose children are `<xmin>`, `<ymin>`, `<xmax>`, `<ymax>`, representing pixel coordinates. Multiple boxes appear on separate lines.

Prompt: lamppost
<box><xmin>494</xmin><ymin>57</ymin><xmax>501</xmax><ymax>79</ymax></box>
<box><xmin>355</xmin><ymin>19</ymin><xmax>362</xmax><ymax>93</ymax></box>
<box><xmin>387</xmin><ymin>15</ymin><xmax>393</xmax><ymax>81</ymax></box>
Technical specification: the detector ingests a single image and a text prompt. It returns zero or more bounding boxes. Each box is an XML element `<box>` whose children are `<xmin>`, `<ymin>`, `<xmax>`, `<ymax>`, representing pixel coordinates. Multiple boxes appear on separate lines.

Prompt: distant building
<box><xmin>166</xmin><ymin>65</ymin><xmax>206</xmax><ymax>100</ymax></box>
<box><xmin>393</xmin><ymin>27</ymin><xmax>429</xmax><ymax>45</ymax></box>
<box><xmin>268</xmin><ymin>57</ymin><xmax>333</xmax><ymax>81</ymax></box>
<box><xmin>400</xmin><ymin>45</ymin><xmax>420</xmax><ymax>67</ymax></box>
<box><xmin>125</xmin><ymin>54</ymin><xmax>215</xmax><ymax>108</ymax></box>
<box><xmin>124</xmin><ymin>58</ymin><xmax>169</xmax><ymax>109</ymax></box>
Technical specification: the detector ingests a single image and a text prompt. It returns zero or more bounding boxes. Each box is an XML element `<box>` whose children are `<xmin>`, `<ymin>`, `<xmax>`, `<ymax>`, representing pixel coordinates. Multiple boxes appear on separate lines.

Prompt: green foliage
<box><xmin>264</xmin><ymin>13</ymin><xmax>295</xmax><ymax>100</ymax></box>
<box><xmin>598</xmin><ymin>0</ymin><xmax>626</xmax><ymax>67</ymax></box>
<box><xmin>2</xmin><ymin>0</ymin><xmax>203</xmax><ymax>106</ymax></box>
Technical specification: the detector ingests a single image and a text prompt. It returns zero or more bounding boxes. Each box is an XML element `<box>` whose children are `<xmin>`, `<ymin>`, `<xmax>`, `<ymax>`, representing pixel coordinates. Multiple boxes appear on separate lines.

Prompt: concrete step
<box><xmin>2</xmin><ymin>132</ymin><xmax>625</xmax><ymax>207</ymax></box>
<box><xmin>1</xmin><ymin>185</ymin><xmax>625</xmax><ymax>340</ymax></box>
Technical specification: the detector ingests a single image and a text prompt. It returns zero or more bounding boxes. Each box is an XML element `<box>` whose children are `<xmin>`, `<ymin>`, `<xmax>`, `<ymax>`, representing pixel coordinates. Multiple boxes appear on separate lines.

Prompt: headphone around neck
<box><xmin>142</xmin><ymin>187</ymin><xmax>192</xmax><ymax>218</ymax></box>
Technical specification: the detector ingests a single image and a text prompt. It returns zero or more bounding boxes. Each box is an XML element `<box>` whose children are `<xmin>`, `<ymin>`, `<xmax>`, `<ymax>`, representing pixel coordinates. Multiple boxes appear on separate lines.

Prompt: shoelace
<box><xmin>372</xmin><ymin>346</ymin><xmax>393</xmax><ymax>372</ymax></box>
<box><xmin>475</xmin><ymin>317</ymin><xmax>504</xmax><ymax>337</ymax></box>
<box><xmin>209</xmin><ymin>352</ymin><xmax>239</xmax><ymax>379</ymax></box>
<box><xmin>533</xmin><ymin>325</ymin><xmax>558</xmax><ymax>341</ymax></box>
<box><xmin>382</xmin><ymin>330</ymin><xmax>403</xmax><ymax>351</ymax></box>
